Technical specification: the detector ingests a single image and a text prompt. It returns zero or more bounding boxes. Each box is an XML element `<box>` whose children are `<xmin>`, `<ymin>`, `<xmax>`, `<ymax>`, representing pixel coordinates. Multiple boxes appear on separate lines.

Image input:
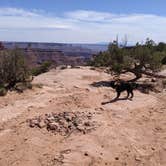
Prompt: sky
<box><xmin>0</xmin><ymin>0</ymin><xmax>166</xmax><ymax>43</ymax></box>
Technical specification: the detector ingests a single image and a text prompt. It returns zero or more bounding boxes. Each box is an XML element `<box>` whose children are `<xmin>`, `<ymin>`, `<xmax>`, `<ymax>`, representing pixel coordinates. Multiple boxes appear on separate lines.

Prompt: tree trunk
<box><xmin>128</xmin><ymin>72</ymin><xmax>142</xmax><ymax>82</ymax></box>
<box><xmin>127</xmin><ymin>70</ymin><xmax>166</xmax><ymax>82</ymax></box>
<box><xmin>142</xmin><ymin>71</ymin><xmax>166</xmax><ymax>79</ymax></box>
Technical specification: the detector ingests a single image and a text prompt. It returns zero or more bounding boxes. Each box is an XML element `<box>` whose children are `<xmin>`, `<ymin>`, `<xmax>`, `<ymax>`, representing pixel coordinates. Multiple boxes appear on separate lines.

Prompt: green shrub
<box><xmin>162</xmin><ymin>56</ymin><xmax>166</xmax><ymax>64</ymax></box>
<box><xmin>31</xmin><ymin>61</ymin><xmax>52</xmax><ymax>76</ymax></box>
<box><xmin>89</xmin><ymin>38</ymin><xmax>166</xmax><ymax>80</ymax></box>
<box><xmin>0</xmin><ymin>86</ymin><xmax>7</xmax><ymax>96</ymax></box>
<box><xmin>0</xmin><ymin>48</ymin><xmax>32</xmax><ymax>95</ymax></box>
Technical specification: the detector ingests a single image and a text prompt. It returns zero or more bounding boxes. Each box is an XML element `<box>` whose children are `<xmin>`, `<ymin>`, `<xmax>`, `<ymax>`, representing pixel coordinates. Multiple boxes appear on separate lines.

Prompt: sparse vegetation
<box><xmin>31</xmin><ymin>61</ymin><xmax>52</xmax><ymax>76</ymax></box>
<box><xmin>162</xmin><ymin>56</ymin><xmax>166</xmax><ymax>64</ymax></box>
<box><xmin>90</xmin><ymin>38</ymin><xmax>166</xmax><ymax>81</ymax></box>
<box><xmin>0</xmin><ymin>47</ymin><xmax>32</xmax><ymax>95</ymax></box>
<box><xmin>0</xmin><ymin>85</ymin><xmax>7</xmax><ymax>96</ymax></box>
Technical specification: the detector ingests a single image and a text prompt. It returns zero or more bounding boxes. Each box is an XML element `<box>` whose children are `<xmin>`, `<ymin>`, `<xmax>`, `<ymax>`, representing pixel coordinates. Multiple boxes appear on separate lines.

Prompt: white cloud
<box><xmin>0</xmin><ymin>7</ymin><xmax>40</xmax><ymax>17</ymax></box>
<box><xmin>66</xmin><ymin>10</ymin><xmax>119</xmax><ymax>22</ymax></box>
<box><xmin>0</xmin><ymin>8</ymin><xmax>72</xmax><ymax>30</ymax></box>
<box><xmin>0</xmin><ymin>8</ymin><xmax>166</xmax><ymax>43</ymax></box>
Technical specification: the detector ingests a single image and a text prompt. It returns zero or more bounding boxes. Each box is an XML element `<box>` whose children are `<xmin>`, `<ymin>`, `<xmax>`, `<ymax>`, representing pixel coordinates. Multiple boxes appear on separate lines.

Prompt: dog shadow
<box><xmin>91</xmin><ymin>81</ymin><xmax>112</xmax><ymax>87</ymax></box>
<box><xmin>91</xmin><ymin>80</ymin><xmax>154</xmax><ymax>94</ymax></box>
<box><xmin>101</xmin><ymin>97</ymin><xmax>132</xmax><ymax>105</ymax></box>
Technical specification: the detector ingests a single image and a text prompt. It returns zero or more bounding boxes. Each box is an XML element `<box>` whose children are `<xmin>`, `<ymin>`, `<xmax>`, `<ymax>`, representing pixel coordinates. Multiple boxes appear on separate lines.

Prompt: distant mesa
<box><xmin>1</xmin><ymin>41</ymin><xmax>108</xmax><ymax>67</ymax></box>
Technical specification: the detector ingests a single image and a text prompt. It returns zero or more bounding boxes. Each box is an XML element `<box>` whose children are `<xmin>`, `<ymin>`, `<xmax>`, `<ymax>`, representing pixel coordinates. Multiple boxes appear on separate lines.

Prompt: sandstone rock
<box><xmin>77</xmin><ymin>125</ymin><xmax>85</xmax><ymax>131</ymax></box>
<box><xmin>29</xmin><ymin>119</ymin><xmax>40</xmax><ymax>128</ymax></box>
<box><xmin>28</xmin><ymin>111</ymin><xmax>98</xmax><ymax>136</ymax></box>
<box><xmin>38</xmin><ymin>121</ymin><xmax>46</xmax><ymax>128</ymax></box>
<box><xmin>84</xmin><ymin>121</ymin><xmax>91</xmax><ymax>127</ymax></box>
<box><xmin>47</xmin><ymin>122</ymin><xmax>58</xmax><ymax>131</ymax></box>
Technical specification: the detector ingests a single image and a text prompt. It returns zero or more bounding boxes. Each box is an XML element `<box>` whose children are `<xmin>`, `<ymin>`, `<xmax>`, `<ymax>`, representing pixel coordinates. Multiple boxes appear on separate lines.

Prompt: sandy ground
<box><xmin>0</xmin><ymin>67</ymin><xmax>165</xmax><ymax>166</ymax></box>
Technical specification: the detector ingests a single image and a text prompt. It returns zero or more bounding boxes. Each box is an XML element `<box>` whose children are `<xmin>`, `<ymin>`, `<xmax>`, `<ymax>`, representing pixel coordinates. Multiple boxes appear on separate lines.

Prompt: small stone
<box><xmin>39</xmin><ymin>121</ymin><xmax>46</xmax><ymax>128</ymax></box>
<box><xmin>87</xmin><ymin>115</ymin><xmax>92</xmax><ymax>119</ymax></box>
<box><xmin>73</xmin><ymin>119</ymin><xmax>81</xmax><ymax>127</ymax></box>
<box><xmin>85</xmin><ymin>88</ymin><xmax>90</xmax><ymax>92</ymax></box>
<box><xmin>46</xmin><ymin>117</ymin><xmax>55</xmax><ymax>123</ymax></box>
<box><xmin>68</xmin><ymin>123</ymin><xmax>75</xmax><ymax>130</ymax></box>
<box><xmin>155</xmin><ymin>127</ymin><xmax>162</xmax><ymax>131</ymax></box>
<box><xmin>135</xmin><ymin>156</ymin><xmax>141</xmax><ymax>161</ymax></box>
<box><xmin>24</xmin><ymin>138</ymin><xmax>28</xmax><ymax>141</ymax></box>
<box><xmin>151</xmin><ymin>78</ymin><xmax>156</xmax><ymax>82</ymax></box>
<box><xmin>84</xmin><ymin>152</ymin><xmax>88</xmax><ymax>156</ymax></box>
<box><xmin>29</xmin><ymin>119</ymin><xmax>40</xmax><ymax>128</ymax></box>
<box><xmin>10</xmin><ymin>149</ymin><xmax>15</xmax><ymax>151</ymax></box>
<box><xmin>47</xmin><ymin>122</ymin><xmax>58</xmax><ymax>131</ymax></box>
<box><xmin>61</xmin><ymin>149</ymin><xmax>71</xmax><ymax>154</ymax></box>
<box><xmin>115</xmin><ymin>157</ymin><xmax>119</xmax><ymax>160</ymax></box>
<box><xmin>151</xmin><ymin>147</ymin><xmax>155</xmax><ymax>151</ymax></box>
<box><xmin>77</xmin><ymin>125</ymin><xmax>85</xmax><ymax>131</ymax></box>
<box><xmin>64</xmin><ymin>116</ymin><xmax>72</xmax><ymax>122</ymax></box>
<box><xmin>59</xmin><ymin>119</ymin><xmax>68</xmax><ymax>127</ymax></box>
<box><xmin>84</xmin><ymin>122</ymin><xmax>91</xmax><ymax>126</ymax></box>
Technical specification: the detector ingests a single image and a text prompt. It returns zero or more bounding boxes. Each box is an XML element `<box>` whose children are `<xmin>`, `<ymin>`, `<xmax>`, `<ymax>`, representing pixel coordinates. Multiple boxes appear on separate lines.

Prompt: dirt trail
<box><xmin>0</xmin><ymin>67</ymin><xmax>165</xmax><ymax>166</ymax></box>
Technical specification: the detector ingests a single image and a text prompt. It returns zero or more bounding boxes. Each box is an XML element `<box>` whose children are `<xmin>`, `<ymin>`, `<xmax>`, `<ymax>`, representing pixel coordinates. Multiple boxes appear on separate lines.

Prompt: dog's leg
<box><xmin>126</xmin><ymin>90</ymin><xmax>130</xmax><ymax>99</ymax></box>
<box><xmin>115</xmin><ymin>91</ymin><xmax>121</xmax><ymax>99</ymax></box>
<box><xmin>130</xmin><ymin>90</ymin><xmax>134</xmax><ymax>98</ymax></box>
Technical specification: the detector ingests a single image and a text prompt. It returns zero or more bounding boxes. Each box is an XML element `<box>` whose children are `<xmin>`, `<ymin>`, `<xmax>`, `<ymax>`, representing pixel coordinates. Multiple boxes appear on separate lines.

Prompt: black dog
<box><xmin>110</xmin><ymin>80</ymin><xmax>137</xmax><ymax>99</ymax></box>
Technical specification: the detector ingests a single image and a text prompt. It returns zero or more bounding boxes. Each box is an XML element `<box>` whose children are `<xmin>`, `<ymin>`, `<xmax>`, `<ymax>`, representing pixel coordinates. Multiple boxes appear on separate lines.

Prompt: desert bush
<box><xmin>89</xmin><ymin>38</ymin><xmax>166</xmax><ymax>81</ymax></box>
<box><xmin>31</xmin><ymin>61</ymin><xmax>52</xmax><ymax>76</ymax></box>
<box><xmin>89</xmin><ymin>52</ymin><xmax>111</xmax><ymax>67</ymax></box>
<box><xmin>162</xmin><ymin>56</ymin><xmax>166</xmax><ymax>64</ymax></box>
<box><xmin>0</xmin><ymin>48</ymin><xmax>32</xmax><ymax>95</ymax></box>
<box><xmin>0</xmin><ymin>85</ymin><xmax>7</xmax><ymax>96</ymax></box>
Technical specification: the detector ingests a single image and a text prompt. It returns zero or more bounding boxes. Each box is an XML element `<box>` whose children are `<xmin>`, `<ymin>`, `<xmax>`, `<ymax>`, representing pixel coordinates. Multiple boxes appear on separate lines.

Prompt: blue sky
<box><xmin>0</xmin><ymin>0</ymin><xmax>166</xmax><ymax>43</ymax></box>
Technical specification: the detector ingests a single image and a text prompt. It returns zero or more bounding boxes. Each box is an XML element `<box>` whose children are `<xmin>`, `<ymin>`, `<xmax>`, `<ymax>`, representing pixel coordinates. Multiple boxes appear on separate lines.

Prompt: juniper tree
<box><xmin>90</xmin><ymin>38</ymin><xmax>166</xmax><ymax>81</ymax></box>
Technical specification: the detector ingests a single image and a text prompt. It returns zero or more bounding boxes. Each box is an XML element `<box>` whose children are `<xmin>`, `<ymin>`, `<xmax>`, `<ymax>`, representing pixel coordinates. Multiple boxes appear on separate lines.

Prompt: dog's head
<box><xmin>110</xmin><ymin>80</ymin><xmax>123</xmax><ymax>89</ymax></box>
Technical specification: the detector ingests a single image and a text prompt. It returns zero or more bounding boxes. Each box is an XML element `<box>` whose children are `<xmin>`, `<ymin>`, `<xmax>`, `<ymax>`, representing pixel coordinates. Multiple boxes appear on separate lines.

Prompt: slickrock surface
<box><xmin>0</xmin><ymin>67</ymin><xmax>165</xmax><ymax>166</ymax></box>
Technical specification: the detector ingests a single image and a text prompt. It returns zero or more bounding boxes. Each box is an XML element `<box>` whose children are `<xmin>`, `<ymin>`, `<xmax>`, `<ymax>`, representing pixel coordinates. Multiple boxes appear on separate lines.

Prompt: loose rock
<box><xmin>28</xmin><ymin>111</ymin><xmax>98</xmax><ymax>136</ymax></box>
